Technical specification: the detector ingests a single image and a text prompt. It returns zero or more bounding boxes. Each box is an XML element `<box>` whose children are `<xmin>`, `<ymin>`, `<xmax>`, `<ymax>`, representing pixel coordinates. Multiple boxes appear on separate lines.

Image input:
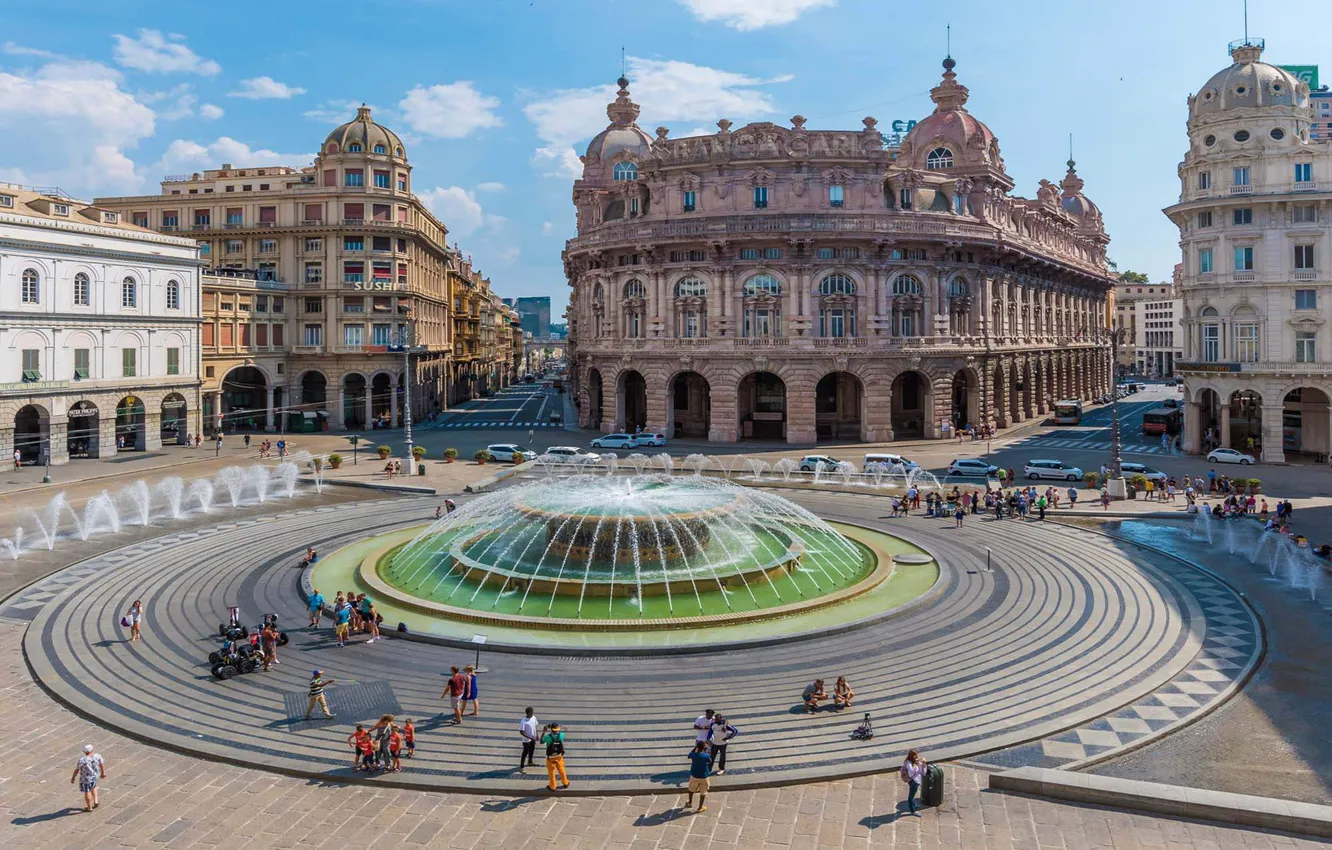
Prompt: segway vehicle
<box><xmin>218</xmin><ymin>606</ymin><xmax>248</xmax><ymax>641</ymax></box>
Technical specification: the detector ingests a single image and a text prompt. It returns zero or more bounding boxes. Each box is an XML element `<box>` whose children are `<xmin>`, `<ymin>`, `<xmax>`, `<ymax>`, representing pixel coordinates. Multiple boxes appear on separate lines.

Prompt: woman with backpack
<box><xmin>900</xmin><ymin>749</ymin><xmax>927</xmax><ymax>815</ymax></box>
<box><xmin>542</xmin><ymin>722</ymin><xmax>569</xmax><ymax>791</ymax></box>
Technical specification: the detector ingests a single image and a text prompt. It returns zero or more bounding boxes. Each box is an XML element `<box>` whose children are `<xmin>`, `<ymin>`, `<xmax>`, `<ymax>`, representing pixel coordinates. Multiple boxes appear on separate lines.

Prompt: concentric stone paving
<box><xmin>20</xmin><ymin>492</ymin><xmax>1259</xmax><ymax>794</ymax></box>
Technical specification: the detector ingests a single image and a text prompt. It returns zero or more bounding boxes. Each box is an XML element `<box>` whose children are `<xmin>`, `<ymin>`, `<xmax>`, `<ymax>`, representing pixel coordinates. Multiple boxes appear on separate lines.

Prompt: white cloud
<box><xmin>398</xmin><ymin>82</ymin><xmax>501</xmax><ymax>139</ymax></box>
<box><xmin>303</xmin><ymin>99</ymin><xmax>366</xmax><ymax>124</ymax></box>
<box><xmin>112</xmin><ymin>29</ymin><xmax>220</xmax><ymax>76</ymax></box>
<box><xmin>229</xmin><ymin>76</ymin><xmax>306</xmax><ymax>100</ymax></box>
<box><xmin>418</xmin><ymin>185</ymin><xmax>505</xmax><ymax>238</ymax></box>
<box><xmin>153</xmin><ymin>137</ymin><xmax>313</xmax><ymax>172</ymax></box>
<box><xmin>523</xmin><ymin>55</ymin><xmax>785</xmax><ymax>176</ymax></box>
<box><xmin>475</xmin><ymin>181</ymin><xmax>506</xmax><ymax>192</ymax></box>
<box><xmin>199</xmin><ymin>103</ymin><xmax>224</xmax><ymax>120</ymax></box>
<box><xmin>678</xmin><ymin>0</ymin><xmax>835</xmax><ymax>29</ymax></box>
<box><xmin>541</xmin><ymin>221</ymin><xmax>553</xmax><ymax>235</ymax></box>
<box><xmin>0</xmin><ymin>59</ymin><xmax>155</xmax><ymax>194</ymax></box>
<box><xmin>3</xmin><ymin>41</ymin><xmax>61</xmax><ymax>59</ymax></box>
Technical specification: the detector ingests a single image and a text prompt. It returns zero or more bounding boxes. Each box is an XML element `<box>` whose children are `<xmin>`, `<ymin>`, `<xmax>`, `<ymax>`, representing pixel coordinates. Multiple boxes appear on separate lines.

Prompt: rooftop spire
<box><xmin>930</xmin><ymin>54</ymin><xmax>969</xmax><ymax>111</ymax></box>
<box><xmin>607</xmin><ymin>74</ymin><xmax>640</xmax><ymax>127</ymax></box>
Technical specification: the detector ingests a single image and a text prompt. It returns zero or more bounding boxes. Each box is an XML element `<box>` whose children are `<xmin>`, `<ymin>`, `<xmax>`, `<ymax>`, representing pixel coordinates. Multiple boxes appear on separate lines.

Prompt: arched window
<box><xmin>373</xmin><ymin>144</ymin><xmax>387</xmax><ymax>154</ymax></box>
<box><xmin>892</xmin><ymin>275</ymin><xmax>922</xmax><ymax>296</ymax></box>
<box><xmin>623</xmin><ymin>278</ymin><xmax>646</xmax><ymax>298</ymax></box>
<box><xmin>73</xmin><ymin>272</ymin><xmax>90</xmax><ymax>306</ymax></box>
<box><xmin>613</xmin><ymin>162</ymin><xmax>638</xmax><ymax>182</ymax></box>
<box><xmin>948</xmin><ymin>277</ymin><xmax>969</xmax><ymax>298</ymax></box>
<box><xmin>395</xmin><ymin>146</ymin><xmax>403</xmax><ymax>157</ymax></box>
<box><xmin>326</xmin><ymin>142</ymin><xmax>339</xmax><ymax>154</ymax></box>
<box><xmin>593</xmin><ymin>282</ymin><xmax>605</xmax><ymax>302</ymax></box>
<box><xmin>675</xmin><ymin>278</ymin><xmax>706</xmax><ymax>297</ymax></box>
<box><xmin>348</xmin><ymin>142</ymin><xmax>363</xmax><ymax>153</ymax></box>
<box><xmin>1200</xmin><ymin>306</ymin><xmax>1220</xmax><ymax>362</ymax></box>
<box><xmin>166</xmin><ymin>279</ymin><xmax>181</xmax><ymax>310</ymax></box>
<box><xmin>121</xmin><ymin>276</ymin><xmax>137</xmax><ymax>309</ymax></box>
<box><xmin>819</xmin><ymin>274</ymin><xmax>855</xmax><ymax>295</ymax></box>
<box><xmin>743</xmin><ymin>274</ymin><xmax>781</xmax><ymax>296</ymax></box>
<box><xmin>20</xmin><ymin>268</ymin><xmax>39</xmax><ymax>304</ymax></box>
<box><xmin>925</xmin><ymin>147</ymin><xmax>954</xmax><ymax>170</ymax></box>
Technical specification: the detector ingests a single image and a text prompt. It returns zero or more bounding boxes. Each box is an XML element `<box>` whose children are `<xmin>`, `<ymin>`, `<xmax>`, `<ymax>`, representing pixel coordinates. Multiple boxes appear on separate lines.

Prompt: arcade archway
<box><xmin>738</xmin><ymin>371</ymin><xmax>787</xmax><ymax>441</ymax></box>
<box><xmin>891</xmin><ymin>371</ymin><xmax>931</xmax><ymax>439</ymax></box>
<box><xmin>13</xmin><ymin>404</ymin><xmax>48</xmax><ymax>464</ymax></box>
<box><xmin>617</xmin><ymin>370</ymin><xmax>647</xmax><ymax>432</ymax></box>
<box><xmin>669</xmin><ymin>371</ymin><xmax>711</xmax><ymax>438</ymax></box>
<box><xmin>116</xmin><ymin>396</ymin><xmax>145</xmax><ymax>452</ymax></box>
<box><xmin>815</xmin><ymin>371</ymin><xmax>864</xmax><ymax>441</ymax></box>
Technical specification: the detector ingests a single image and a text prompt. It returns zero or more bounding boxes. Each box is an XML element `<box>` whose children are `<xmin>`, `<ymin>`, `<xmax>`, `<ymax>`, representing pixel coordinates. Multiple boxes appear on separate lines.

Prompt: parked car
<box><xmin>636</xmin><ymin>432</ymin><xmax>668</xmax><ymax>447</ymax></box>
<box><xmin>1162</xmin><ymin>398</ymin><xmax>1179</xmax><ymax>408</ymax></box>
<box><xmin>591</xmin><ymin>433</ymin><xmax>638</xmax><ymax>449</ymax></box>
<box><xmin>544</xmin><ymin>446</ymin><xmax>600</xmax><ymax>462</ymax></box>
<box><xmin>1207</xmin><ymin>448</ymin><xmax>1255</xmax><ymax>465</ymax></box>
<box><xmin>947</xmin><ymin>458</ymin><xmax>998</xmax><ymax>477</ymax></box>
<box><xmin>1119</xmin><ymin>462</ymin><xmax>1167</xmax><ymax>483</ymax></box>
<box><xmin>798</xmin><ymin>454</ymin><xmax>842</xmax><ymax>472</ymax></box>
<box><xmin>485</xmin><ymin>443</ymin><xmax>522</xmax><ymax>462</ymax></box>
<box><xmin>1023</xmin><ymin>459</ymin><xmax>1084</xmax><ymax>481</ymax></box>
<box><xmin>864</xmin><ymin>452</ymin><xmax>919</xmax><ymax>470</ymax></box>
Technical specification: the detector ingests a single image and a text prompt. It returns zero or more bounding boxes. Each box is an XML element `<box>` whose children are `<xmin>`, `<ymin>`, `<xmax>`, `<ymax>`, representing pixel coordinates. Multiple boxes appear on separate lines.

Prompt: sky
<box><xmin>1</xmin><ymin>0</ymin><xmax>1322</xmax><ymax>317</ymax></box>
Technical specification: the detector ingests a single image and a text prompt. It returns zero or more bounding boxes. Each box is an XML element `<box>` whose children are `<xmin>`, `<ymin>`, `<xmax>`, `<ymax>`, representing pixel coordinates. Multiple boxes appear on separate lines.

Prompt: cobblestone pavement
<box><xmin>2</xmin><ymin>625</ymin><xmax>1320</xmax><ymax>850</ymax></box>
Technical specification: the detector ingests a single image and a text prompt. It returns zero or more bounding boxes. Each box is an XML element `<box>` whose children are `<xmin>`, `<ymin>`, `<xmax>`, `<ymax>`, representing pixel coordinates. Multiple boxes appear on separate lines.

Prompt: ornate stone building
<box><xmin>564</xmin><ymin>59</ymin><xmax>1116</xmax><ymax>443</ymax></box>
<box><xmin>1167</xmin><ymin>38</ymin><xmax>1332</xmax><ymax>461</ymax></box>
<box><xmin>96</xmin><ymin>107</ymin><xmax>477</xmax><ymax>433</ymax></box>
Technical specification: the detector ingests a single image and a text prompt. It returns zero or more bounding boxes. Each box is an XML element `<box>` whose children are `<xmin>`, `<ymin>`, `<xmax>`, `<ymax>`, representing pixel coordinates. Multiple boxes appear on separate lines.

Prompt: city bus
<box><xmin>1141</xmin><ymin>407</ymin><xmax>1183</xmax><ymax>436</ymax></box>
<box><xmin>1051</xmin><ymin>399</ymin><xmax>1084</xmax><ymax>425</ymax></box>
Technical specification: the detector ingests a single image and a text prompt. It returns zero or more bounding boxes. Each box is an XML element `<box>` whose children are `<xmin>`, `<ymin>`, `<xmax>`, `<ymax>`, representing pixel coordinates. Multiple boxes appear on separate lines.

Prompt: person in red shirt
<box><xmin>348</xmin><ymin>726</ymin><xmax>373</xmax><ymax>771</ymax></box>
<box><xmin>441</xmin><ymin>665</ymin><xmax>468</xmax><ymax>725</ymax></box>
<box><xmin>389</xmin><ymin>728</ymin><xmax>403</xmax><ymax>772</ymax></box>
<box><xmin>403</xmin><ymin>719</ymin><xmax>416</xmax><ymax>758</ymax></box>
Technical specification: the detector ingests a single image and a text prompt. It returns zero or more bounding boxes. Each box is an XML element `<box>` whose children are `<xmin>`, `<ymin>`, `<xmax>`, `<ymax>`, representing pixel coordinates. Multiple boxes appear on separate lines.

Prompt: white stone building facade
<box><xmin>1167</xmin><ymin>38</ymin><xmax>1332</xmax><ymax>462</ymax></box>
<box><xmin>0</xmin><ymin>186</ymin><xmax>201</xmax><ymax>464</ymax></box>
<box><xmin>1133</xmin><ymin>296</ymin><xmax>1183</xmax><ymax>377</ymax></box>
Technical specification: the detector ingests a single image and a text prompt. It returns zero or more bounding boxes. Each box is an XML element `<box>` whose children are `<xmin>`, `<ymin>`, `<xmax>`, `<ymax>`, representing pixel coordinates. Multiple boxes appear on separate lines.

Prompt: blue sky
<box><xmin>1</xmin><ymin>0</ymin><xmax>1322</xmax><ymax>316</ymax></box>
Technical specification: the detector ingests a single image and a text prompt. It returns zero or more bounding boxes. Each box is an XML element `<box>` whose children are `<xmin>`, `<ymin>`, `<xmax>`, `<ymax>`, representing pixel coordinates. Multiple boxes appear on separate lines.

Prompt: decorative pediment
<box><xmin>833</xmin><ymin>354</ymin><xmax>850</xmax><ymax>372</ymax></box>
<box><xmin>677</xmin><ymin>172</ymin><xmax>702</xmax><ymax>191</ymax></box>
<box><xmin>753</xmin><ymin>355</ymin><xmax>770</xmax><ymax>373</ymax></box>
<box><xmin>747</xmin><ymin>166</ymin><xmax>777</xmax><ymax>186</ymax></box>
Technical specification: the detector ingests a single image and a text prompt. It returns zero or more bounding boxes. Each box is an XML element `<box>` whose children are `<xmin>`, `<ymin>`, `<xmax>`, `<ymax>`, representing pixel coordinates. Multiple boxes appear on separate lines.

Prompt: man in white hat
<box><xmin>71</xmin><ymin>744</ymin><xmax>106</xmax><ymax>812</ymax></box>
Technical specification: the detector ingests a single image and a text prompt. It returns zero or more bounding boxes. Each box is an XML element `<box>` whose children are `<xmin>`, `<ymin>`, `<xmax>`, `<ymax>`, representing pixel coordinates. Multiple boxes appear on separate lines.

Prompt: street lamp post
<box><xmin>399</xmin><ymin>317</ymin><xmax>415</xmax><ymax>471</ymax></box>
<box><xmin>1106</xmin><ymin>325</ymin><xmax>1128</xmax><ymax>499</ymax></box>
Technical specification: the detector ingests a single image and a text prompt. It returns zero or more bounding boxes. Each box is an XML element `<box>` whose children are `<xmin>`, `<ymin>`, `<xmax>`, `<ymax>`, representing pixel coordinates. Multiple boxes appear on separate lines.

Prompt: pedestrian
<box><xmin>308</xmin><ymin>588</ymin><xmax>325</xmax><ymax>628</ymax></box>
<box><xmin>371</xmin><ymin>714</ymin><xmax>395</xmax><ymax>772</ymax></box>
<box><xmin>244</xmin><ymin>434</ymin><xmax>251</xmax><ymax>449</ymax></box>
<box><xmin>389</xmin><ymin>725</ymin><xmax>403</xmax><ymax>772</ymax></box>
<box><xmin>528</xmin><ymin>429</ymin><xmax>535</xmax><ymax>445</ymax></box>
<box><xmin>542</xmin><ymin>722</ymin><xmax>570</xmax><ymax>791</ymax></box>
<box><xmin>519</xmin><ymin>707</ymin><xmax>540</xmax><ymax>772</ymax></box>
<box><xmin>686</xmin><ymin>741</ymin><xmax>712</xmax><ymax>813</ymax></box>
<box><xmin>1101</xmin><ymin>488</ymin><xmax>1111</xmax><ymax>510</ymax></box>
<box><xmin>707</xmin><ymin>714</ymin><xmax>738</xmax><ymax>775</ymax></box>
<box><xmin>953</xmin><ymin>502</ymin><xmax>964</xmax><ymax>528</ymax></box>
<box><xmin>442</xmin><ymin>665</ymin><xmax>468</xmax><ymax>724</ymax></box>
<box><xmin>349</xmin><ymin>725</ymin><xmax>371</xmax><ymax>770</ymax></box>
<box><xmin>445</xmin><ymin>499</ymin><xmax>457</xmax><ymax>514</ymax></box>
<box><xmin>1068</xmin><ymin>485</ymin><xmax>1078</xmax><ymax>510</ymax></box>
<box><xmin>364</xmin><ymin>600</ymin><xmax>381</xmax><ymax>644</ymax></box>
<box><xmin>900</xmin><ymin>749</ymin><xmax>927</xmax><ymax>816</ymax></box>
<box><xmin>71</xmin><ymin>744</ymin><xmax>106</xmax><ymax>812</ymax></box>
<box><xmin>1036</xmin><ymin>494</ymin><xmax>1047</xmax><ymax>521</ymax></box>
<box><xmin>333</xmin><ymin>598</ymin><xmax>351</xmax><ymax>647</ymax></box>
<box><xmin>277</xmin><ymin>438</ymin><xmax>286</xmax><ymax>458</ymax></box>
<box><xmin>124</xmin><ymin>600</ymin><xmax>143</xmax><ymax>642</ymax></box>
<box><xmin>12</xmin><ymin>448</ymin><xmax>20</xmax><ymax>469</ymax></box>
<box><xmin>996</xmin><ymin>467</ymin><xmax>1007</xmax><ymax>487</ymax></box>
<box><xmin>404</xmin><ymin>718</ymin><xmax>416</xmax><ymax>757</ymax></box>
<box><xmin>834</xmin><ymin>675</ymin><xmax>856</xmax><ymax>708</ymax></box>
<box><xmin>464</xmin><ymin>664</ymin><xmax>480</xmax><ymax>715</ymax></box>
<box><xmin>694</xmin><ymin>708</ymin><xmax>716</xmax><ymax>743</ymax></box>
<box><xmin>260</xmin><ymin>620</ymin><xmax>278</xmax><ymax>671</ymax></box>
<box><xmin>304</xmin><ymin>670</ymin><xmax>335</xmax><ymax>720</ymax></box>
<box><xmin>435</xmin><ymin>505</ymin><xmax>443</xmax><ymax>520</ymax></box>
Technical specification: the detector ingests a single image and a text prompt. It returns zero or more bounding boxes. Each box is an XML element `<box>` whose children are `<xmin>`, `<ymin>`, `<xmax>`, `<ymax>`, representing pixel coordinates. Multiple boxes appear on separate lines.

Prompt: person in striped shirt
<box><xmin>305</xmin><ymin>670</ymin><xmax>335</xmax><ymax>720</ymax></box>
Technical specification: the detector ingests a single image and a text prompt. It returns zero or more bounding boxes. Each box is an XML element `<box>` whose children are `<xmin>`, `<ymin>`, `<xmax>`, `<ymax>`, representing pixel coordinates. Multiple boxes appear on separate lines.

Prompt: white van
<box><xmin>863</xmin><ymin>453</ymin><xmax>919</xmax><ymax>470</ymax></box>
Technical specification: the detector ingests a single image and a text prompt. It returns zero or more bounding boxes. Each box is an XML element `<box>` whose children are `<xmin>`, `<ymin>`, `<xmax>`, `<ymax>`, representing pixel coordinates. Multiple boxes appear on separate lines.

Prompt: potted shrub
<box><xmin>311</xmin><ymin>456</ymin><xmax>324</xmax><ymax>472</ymax></box>
<box><xmin>443</xmin><ymin>447</ymin><xmax>459</xmax><ymax>464</ymax></box>
<box><xmin>512</xmin><ymin>451</ymin><xmax>527</xmax><ymax>465</ymax></box>
<box><xmin>412</xmin><ymin>446</ymin><xmax>427</xmax><ymax>460</ymax></box>
<box><xmin>327</xmin><ymin>453</ymin><xmax>344</xmax><ymax>469</ymax></box>
<box><xmin>1246</xmin><ymin>478</ymin><xmax>1261</xmax><ymax>494</ymax></box>
<box><xmin>376</xmin><ymin>444</ymin><xmax>391</xmax><ymax>459</ymax></box>
<box><xmin>1128</xmin><ymin>474</ymin><xmax>1148</xmax><ymax>499</ymax></box>
<box><xmin>1083</xmin><ymin>471</ymin><xmax>1101</xmax><ymax>489</ymax></box>
<box><xmin>474</xmin><ymin>449</ymin><xmax>491</xmax><ymax>465</ymax></box>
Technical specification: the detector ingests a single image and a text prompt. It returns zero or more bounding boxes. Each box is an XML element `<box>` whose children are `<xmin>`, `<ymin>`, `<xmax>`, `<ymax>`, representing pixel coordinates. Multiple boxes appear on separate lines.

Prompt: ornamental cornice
<box><xmin>0</xmin><ymin>237</ymin><xmax>203</xmax><ymax>270</ymax></box>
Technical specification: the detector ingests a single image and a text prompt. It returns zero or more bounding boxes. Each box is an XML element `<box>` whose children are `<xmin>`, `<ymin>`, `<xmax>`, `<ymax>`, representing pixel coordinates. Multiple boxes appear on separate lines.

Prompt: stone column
<box><xmin>47</xmin><ymin>420</ymin><xmax>69</xmax><ymax>465</ymax></box>
<box><xmin>265</xmin><ymin>386</ymin><xmax>276</xmax><ymax>432</ymax></box>
<box><xmin>1260</xmin><ymin>404</ymin><xmax>1285</xmax><ymax>463</ymax></box>
<box><xmin>645</xmin><ymin>375</ymin><xmax>668</xmax><ymax>435</ymax></box>
<box><xmin>1219</xmin><ymin>404</ymin><xmax>1231</xmax><ymax>448</ymax></box>
<box><xmin>390</xmin><ymin>376</ymin><xmax>399</xmax><ymax>427</ymax></box>
<box><xmin>333</xmin><ymin>386</ymin><xmax>346</xmax><ymax>430</ymax></box>
<box><xmin>863</xmin><ymin>374</ymin><xmax>893</xmax><ymax>442</ymax></box>
<box><xmin>144</xmin><ymin>411</ymin><xmax>163</xmax><ymax>451</ymax></box>
<box><xmin>709</xmin><ymin>379</ymin><xmax>738</xmax><ymax>442</ymax></box>
<box><xmin>99</xmin><ymin>416</ymin><xmax>118</xmax><ymax>457</ymax></box>
<box><xmin>364</xmin><ymin>389</ymin><xmax>373</xmax><ymax>430</ymax></box>
<box><xmin>1183</xmin><ymin>400</ymin><xmax>1202</xmax><ymax>454</ymax></box>
<box><xmin>0</xmin><ymin>427</ymin><xmax>12</xmax><ymax>468</ymax></box>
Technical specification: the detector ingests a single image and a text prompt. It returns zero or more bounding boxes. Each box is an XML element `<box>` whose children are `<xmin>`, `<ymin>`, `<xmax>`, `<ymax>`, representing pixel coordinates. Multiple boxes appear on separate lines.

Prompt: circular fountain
<box><xmin>348</xmin><ymin>474</ymin><xmax>922</xmax><ymax>635</ymax></box>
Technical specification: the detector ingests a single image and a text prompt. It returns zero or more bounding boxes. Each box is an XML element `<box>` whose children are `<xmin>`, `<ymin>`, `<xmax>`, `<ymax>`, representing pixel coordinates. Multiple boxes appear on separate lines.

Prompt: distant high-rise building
<box><xmin>514</xmin><ymin>296</ymin><xmax>551</xmax><ymax>338</ymax></box>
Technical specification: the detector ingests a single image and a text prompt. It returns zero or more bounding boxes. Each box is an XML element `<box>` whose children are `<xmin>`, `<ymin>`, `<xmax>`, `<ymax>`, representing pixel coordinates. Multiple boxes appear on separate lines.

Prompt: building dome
<box><xmin>324</xmin><ymin>105</ymin><xmax>407</xmax><ymax>159</ymax></box>
<box><xmin>901</xmin><ymin>57</ymin><xmax>1004</xmax><ymax>173</ymax></box>
<box><xmin>584</xmin><ymin>77</ymin><xmax>653</xmax><ymax>163</ymax></box>
<box><xmin>1189</xmin><ymin>39</ymin><xmax>1309</xmax><ymax>122</ymax></box>
<box><xmin>1059</xmin><ymin>159</ymin><xmax>1102</xmax><ymax>224</ymax></box>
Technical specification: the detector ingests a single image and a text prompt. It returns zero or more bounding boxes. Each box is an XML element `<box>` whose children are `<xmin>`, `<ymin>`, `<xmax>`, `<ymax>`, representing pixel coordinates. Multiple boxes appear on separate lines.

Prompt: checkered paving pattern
<box><xmin>1008</xmin><ymin>433</ymin><xmax>1173</xmax><ymax>456</ymax></box>
<box><xmin>970</xmin><ymin>563</ymin><xmax>1261</xmax><ymax>770</ymax></box>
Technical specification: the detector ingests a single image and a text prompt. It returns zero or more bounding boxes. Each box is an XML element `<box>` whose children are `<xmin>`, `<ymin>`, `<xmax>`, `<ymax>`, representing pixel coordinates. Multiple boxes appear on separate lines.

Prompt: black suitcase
<box><xmin>922</xmin><ymin>763</ymin><xmax>944</xmax><ymax>807</ymax></box>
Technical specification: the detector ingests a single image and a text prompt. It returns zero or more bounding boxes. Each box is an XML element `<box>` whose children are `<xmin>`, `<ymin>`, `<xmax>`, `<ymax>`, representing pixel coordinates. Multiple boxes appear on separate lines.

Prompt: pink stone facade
<box><xmin>564</xmin><ymin>60</ymin><xmax>1117</xmax><ymax>443</ymax></box>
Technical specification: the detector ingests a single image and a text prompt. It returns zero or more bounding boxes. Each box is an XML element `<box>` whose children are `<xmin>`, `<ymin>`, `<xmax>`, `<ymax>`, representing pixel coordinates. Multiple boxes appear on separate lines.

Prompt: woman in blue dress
<box><xmin>464</xmin><ymin>664</ymin><xmax>480</xmax><ymax>716</ymax></box>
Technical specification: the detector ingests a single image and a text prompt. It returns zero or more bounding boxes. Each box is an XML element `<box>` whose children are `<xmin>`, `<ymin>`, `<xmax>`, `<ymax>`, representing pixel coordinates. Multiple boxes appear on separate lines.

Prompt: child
<box><xmin>404</xmin><ymin>719</ymin><xmax>416</xmax><ymax>758</ymax></box>
<box><xmin>389</xmin><ymin>726</ymin><xmax>403</xmax><ymax>772</ymax></box>
<box><xmin>358</xmin><ymin>726</ymin><xmax>376</xmax><ymax>770</ymax></box>
<box><xmin>349</xmin><ymin>726</ymin><xmax>370</xmax><ymax>771</ymax></box>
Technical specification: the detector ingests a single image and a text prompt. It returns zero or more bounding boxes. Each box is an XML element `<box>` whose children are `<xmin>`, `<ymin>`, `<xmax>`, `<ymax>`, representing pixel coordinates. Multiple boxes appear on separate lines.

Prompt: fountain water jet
<box><xmin>774</xmin><ymin>457</ymin><xmax>797</xmax><ymax>482</ymax></box>
<box><xmin>684</xmin><ymin>454</ymin><xmax>711</xmax><ymax>476</ymax></box>
<box><xmin>155</xmin><ymin>477</ymin><xmax>186</xmax><ymax>519</ymax></box>
<box><xmin>119</xmin><ymin>480</ymin><xmax>153</xmax><ymax>526</ymax></box>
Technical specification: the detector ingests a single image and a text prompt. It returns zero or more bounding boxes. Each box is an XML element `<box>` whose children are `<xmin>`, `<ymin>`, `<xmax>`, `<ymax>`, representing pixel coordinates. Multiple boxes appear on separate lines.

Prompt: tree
<box><xmin>1117</xmin><ymin>270</ymin><xmax>1150</xmax><ymax>284</ymax></box>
